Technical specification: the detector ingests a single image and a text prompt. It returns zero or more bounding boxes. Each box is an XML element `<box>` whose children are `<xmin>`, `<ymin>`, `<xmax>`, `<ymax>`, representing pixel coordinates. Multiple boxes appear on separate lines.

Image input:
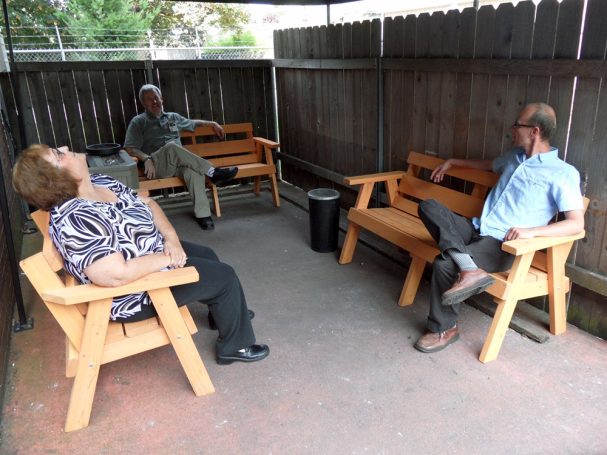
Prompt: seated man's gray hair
<box><xmin>139</xmin><ymin>84</ymin><xmax>162</xmax><ymax>103</ymax></box>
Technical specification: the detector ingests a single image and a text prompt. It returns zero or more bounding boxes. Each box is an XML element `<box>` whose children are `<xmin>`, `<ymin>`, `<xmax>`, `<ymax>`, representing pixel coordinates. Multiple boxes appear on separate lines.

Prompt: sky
<box><xmin>243</xmin><ymin>0</ymin><xmax>502</xmax><ymax>46</ymax></box>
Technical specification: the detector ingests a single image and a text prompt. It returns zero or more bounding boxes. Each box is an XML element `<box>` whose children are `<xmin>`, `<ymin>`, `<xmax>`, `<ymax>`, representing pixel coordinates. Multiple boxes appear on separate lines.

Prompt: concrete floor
<box><xmin>1</xmin><ymin>182</ymin><xmax>606</xmax><ymax>455</ymax></box>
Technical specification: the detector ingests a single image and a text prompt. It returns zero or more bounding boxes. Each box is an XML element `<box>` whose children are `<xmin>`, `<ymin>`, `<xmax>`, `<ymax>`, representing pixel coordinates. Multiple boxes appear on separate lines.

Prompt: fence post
<box><xmin>195</xmin><ymin>27</ymin><xmax>202</xmax><ymax>59</ymax></box>
<box><xmin>55</xmin><ymin>25</ymin><xmax>65</xmax><ymax>61</ymax></box>
<box><xmin>375</xmin><ymin>56</ymin><xmax>383</xmax><ymax>208</ymax></box>
<box><xmin>147</xmin><ymin>30</ymin><xmax>155</xmax><ymax>60</ymax></box>
<box><xmin>0</xmin><ymin>34</ymin><xmax>9</xmax><ymax>72</ymax></box>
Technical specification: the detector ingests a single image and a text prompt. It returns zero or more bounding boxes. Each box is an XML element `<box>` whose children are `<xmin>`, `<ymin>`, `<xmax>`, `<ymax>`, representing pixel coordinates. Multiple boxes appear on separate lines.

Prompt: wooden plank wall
<box><xmin>0</xmin><ymin>108</ymin><xmax>24</xmax><ymax>406</ymax></box>
<box><xmin>0</xmin><ymin>60</ymin><xmax>276</xmax><ymax>153</ymax></box>
<box><xmin>274</xmin><ymin>20</ymin><xmax>381</xmax><ymax>204</ymax></box>
<box><xmin>274</xmin><ymin>0</ymin><xmax>607</xmax><ymax>337</ymax></box>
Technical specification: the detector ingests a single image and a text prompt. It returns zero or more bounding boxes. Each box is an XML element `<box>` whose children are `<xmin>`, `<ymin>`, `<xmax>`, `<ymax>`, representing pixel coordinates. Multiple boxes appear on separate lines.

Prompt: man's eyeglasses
<box><xmin>511</xmin><ymin>122</ymin><xmax>537</xmax><ymax>129</ymax></box>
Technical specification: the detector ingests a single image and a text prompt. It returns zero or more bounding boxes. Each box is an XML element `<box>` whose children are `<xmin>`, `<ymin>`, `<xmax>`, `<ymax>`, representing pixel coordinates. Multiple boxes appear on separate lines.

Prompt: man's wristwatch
<box><xmin>142</xmin><ymin>156</ymin><xmax>152</xmax><ymax>163</ymax></box>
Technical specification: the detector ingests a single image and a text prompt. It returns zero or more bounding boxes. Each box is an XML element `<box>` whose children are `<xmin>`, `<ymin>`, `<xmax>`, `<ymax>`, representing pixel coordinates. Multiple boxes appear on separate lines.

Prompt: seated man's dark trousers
<box><xmin>417</xmin><ymin>199</ymin><xmax>514</xmax><ymax>333</ymax></box>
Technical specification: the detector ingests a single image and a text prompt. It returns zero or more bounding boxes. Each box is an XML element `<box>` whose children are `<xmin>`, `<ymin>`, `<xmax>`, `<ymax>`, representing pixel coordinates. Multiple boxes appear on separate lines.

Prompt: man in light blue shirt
<box><xmin>414</xmin><ymin>103</ymin><xmax>585</xmax><ymax>354</ymax></box>
<box><xmin>124</xmin><ymin>84</ymin><xmax>238</xmax><ymax>231</ymax></box>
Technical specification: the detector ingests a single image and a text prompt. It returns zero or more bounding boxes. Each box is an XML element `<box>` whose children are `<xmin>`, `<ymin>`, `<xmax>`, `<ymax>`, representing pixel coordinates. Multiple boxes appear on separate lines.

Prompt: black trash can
<box><xmin>308</xmin><ymin>188</ymin><xmax>341</xmax><ymax>253</ymax></box>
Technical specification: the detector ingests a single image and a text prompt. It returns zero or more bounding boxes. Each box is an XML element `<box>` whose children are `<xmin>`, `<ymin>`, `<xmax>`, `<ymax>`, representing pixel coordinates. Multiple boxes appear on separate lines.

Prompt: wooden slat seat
<box><xmin>340</xmin><ymin>151</ymin><xmax>588</xmax><ymax>363</ymax></box>
<box><xmin>137</xmin><ymin>122</ymin><xmax>280</xmax><ymax>216</ymax></box>
<box><xmin>20</xmin><ymin>210</ymin><xmax>214</xmax><ymax>432</ymax></box>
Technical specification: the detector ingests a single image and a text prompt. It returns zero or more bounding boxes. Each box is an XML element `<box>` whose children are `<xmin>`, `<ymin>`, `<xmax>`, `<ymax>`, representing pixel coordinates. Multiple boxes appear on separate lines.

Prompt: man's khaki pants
<box><xmin>151</xmin><ymin>142</ymin><xmax>213</xmax><ymax>218</ymax></box>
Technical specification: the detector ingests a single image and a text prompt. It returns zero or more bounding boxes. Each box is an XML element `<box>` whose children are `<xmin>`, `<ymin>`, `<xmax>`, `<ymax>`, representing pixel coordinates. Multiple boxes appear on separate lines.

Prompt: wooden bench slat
<box><xmin>187</xmin><ymin>139</ymin><xmax>256</xmax><ymax>158</ymax></box>
<box><xmin>390</xmin><ymin>195</ymin><xmax>420</xmax><ymax>217</ymax></box>
<box><xmin>348</xmin><ymin>208</ymin><xmax>439</xmax><ymax>262</ymax></box>
<box><xmin>138</xmin><ymin>177</ymin><xmax>186</xmax><ymax>191</ymax></box>
<box><xmin>181</xmin><ymin>122</ymin><xmax>253</xmax><ymax>138</ymax></box>
<box><xmin>397</xmin><ymin>174</ymin><xmax>486</xmax><ymax>219</ymax></box>
<box><xmin>209</xmin><ymin>154</ymin><xmax>260</xmax><ymax>168</ymax></box>
<box><xmin>407</xmin><ymin>151</ymin><xmax>499</xmax><ymax>187</ymax></box>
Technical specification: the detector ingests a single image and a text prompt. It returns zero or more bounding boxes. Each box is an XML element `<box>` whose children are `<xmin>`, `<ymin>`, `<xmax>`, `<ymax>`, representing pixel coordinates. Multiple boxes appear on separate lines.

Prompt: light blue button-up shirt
<box><xmin>472</xmin><ymin>148</ymin><xmax>584</xmax><ymax>241</ymax></box>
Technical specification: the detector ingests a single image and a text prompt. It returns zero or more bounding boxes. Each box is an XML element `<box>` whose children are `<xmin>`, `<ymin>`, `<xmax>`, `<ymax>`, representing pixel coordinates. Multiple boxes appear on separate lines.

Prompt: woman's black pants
<box><xmin>117</xmin><ymin>240</ymin><xmax>255</xmax><ymax>356</ymax></box>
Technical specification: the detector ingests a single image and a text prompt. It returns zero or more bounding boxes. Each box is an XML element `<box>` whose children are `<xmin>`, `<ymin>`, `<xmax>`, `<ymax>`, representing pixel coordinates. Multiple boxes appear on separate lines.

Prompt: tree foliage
<box><xmin>209</xmin><ymin>30</ymin><xmax>257</xmax><ymax>48</ymax></box>
<box><xmin>6</xmin><ymin>0</ymin><xmax>251</xmax><ymax>47</ymax></box>
<box><xmin>55</xmin><ymin>0</ymin><xmax>160</xmax><ymax>47</ymax></box>
<box><xmin>6</xmin><ymin>0</ymin><xmax>62</xmax><ymax>28</ymax></box>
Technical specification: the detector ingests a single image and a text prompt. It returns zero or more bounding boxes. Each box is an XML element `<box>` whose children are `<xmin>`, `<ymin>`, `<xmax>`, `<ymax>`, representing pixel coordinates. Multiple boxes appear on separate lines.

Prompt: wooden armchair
<box><xmin>20</xmin><ymin>210</ymin><xmax>215</xmax><ymax>431</ymax></box>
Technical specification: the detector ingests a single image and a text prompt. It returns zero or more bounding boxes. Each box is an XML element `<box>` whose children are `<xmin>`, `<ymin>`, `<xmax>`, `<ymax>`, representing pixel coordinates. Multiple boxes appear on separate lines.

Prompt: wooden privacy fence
<box><xmin>0</xmin><ymin>59</ymin><xmax>275</xmax><ymax>153</ymax></box>
<box><xmin>274</xmin><ymin>0</ymin><xmax>607</xmax><ymax>336</ymax></box>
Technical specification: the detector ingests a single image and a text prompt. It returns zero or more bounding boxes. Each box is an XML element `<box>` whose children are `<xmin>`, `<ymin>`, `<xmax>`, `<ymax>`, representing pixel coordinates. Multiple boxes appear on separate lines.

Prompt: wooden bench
<box><xmin>20</xmin><ymin>210</ymin><xmax>214</xmax><ymax>431</ymax></box>
<box><xmin>137</xmin><ymin>122</ymin><xmax>280</xmax><ymax>216</ymax></box>
<box><xmin>339</xmin><ymin>151</ymin><xmax>587</xmax><ymax>363</ymax></box>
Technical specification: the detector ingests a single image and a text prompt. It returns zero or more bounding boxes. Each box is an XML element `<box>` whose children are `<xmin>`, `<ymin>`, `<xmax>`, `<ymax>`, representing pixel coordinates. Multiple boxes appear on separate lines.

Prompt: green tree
<box><xmin>6</xmin><ymin>0</ymin><xmax>60</xmax><ymax>28</ymax></box>
<box><xmin>170</xmin><ymin>2</ymin><xmax>250</xmax><ymax>42</ymax></box>
<box><xmin>55</xmin><ymin>0</ymin><xmax>161</xmax><ymax>48</ymax></box>
<box><xmin>210</xmin><ymin>31</ymin><xmax>257</xmax><ymax>48</ymax></box>
<box><xmin>6</xmin><ymin>0</ymin><xmax>62</xmax><ymax>45</ymax></box>
<box><xmin>5</xmin><ymin>0</ymin><xmax>252</xmax><ymax>51</ymax></box>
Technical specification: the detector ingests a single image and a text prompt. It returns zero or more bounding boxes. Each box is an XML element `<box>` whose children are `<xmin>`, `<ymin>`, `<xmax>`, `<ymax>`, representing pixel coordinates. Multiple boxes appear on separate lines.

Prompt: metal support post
<box><xmin>0</xmin><ymin>131</ymin><xmax>33</xmax><ymax>332</ymax></box>
<box><xmin>375</xmin><ymin>57</ymin><xmax>384</xmax><ymax>208</ymax></box>
<box><xmin>55</xmin><ymin>25</ymin><xmax>66</xmax><ymax>61</ymax></box>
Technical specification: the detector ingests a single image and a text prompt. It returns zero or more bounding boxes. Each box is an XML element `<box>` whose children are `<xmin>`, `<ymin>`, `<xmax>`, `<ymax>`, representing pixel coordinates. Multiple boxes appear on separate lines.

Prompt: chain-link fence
<box><xmin>9</xmin><ymin>46</ymin><xmax>272</xmax><ymax>62</ymax></box>
<box><xmin>2</xmin><ymin>26</ymin><xmax>273</xmax><ymax>63</ymax></box>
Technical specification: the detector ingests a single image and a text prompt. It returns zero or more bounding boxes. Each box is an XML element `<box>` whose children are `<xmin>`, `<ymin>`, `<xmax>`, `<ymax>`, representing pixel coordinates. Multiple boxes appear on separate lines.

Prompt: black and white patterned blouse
<box><xmin>49</xmin><ymin>174</ymin><xmax>165</xmax><ymax>320</ymax></box>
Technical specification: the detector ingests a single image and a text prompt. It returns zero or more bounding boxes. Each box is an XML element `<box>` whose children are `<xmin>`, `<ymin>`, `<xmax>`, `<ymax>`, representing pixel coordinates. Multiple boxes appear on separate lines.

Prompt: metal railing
<box><xmin>1</xmin><ymin>26</ymin><xmax>274</xmax><ymax>64</ymax></box>
<box><xmin>8</xmin><ymin>46</ymin><xmax>273</xmax><ymax>62</ymax></box>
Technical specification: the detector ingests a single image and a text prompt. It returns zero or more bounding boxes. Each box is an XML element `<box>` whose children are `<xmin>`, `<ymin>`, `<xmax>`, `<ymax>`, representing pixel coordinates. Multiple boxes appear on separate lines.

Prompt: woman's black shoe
<box><xmin>216</xmin><ymin>344</ymin><xmax>269</xmax><ymax>365</ymax></box>
<box><xmin>208</xmin><ymin>309</ymin><xmax>255</xmax><ymax>330</ymax></box>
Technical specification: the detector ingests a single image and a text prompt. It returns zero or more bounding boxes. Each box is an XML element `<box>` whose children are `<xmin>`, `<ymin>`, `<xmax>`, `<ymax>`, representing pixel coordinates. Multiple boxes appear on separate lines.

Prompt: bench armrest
<box><xmin>344</xmin><ymin>171</ymin><xmax>405</xmax><ymax>186</ymax></box>
<box><xmin>41</xmin><ymin>267</ymin><xmax>199</xmax><ymax>305</ymax></box>
<box><xmin>501</xmin><ymin>231</ymin><xmax>586</xmax><ymax>256</ymax></box>
<box><xmin>253</xmin><ymin>137</ymin><xmax>279</xmax><ymax>148</ymax></box>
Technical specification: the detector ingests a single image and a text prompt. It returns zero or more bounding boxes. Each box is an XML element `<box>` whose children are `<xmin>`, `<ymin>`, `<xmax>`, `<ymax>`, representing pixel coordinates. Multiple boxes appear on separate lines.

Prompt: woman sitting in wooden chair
<box><xmin>13</xmin><ymin>144</ymin><xmax>269</xmax><ymax>365</ymax></box>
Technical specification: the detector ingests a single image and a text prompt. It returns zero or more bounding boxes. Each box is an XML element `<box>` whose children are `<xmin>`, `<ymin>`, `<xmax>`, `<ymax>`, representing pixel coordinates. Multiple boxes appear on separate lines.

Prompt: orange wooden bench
<box><xmin>138</xmin><ymin>122</ymin><xmax>280</xmax><ymax>216</ymax></box>
<box><xmin>340</xmin><ymin>151</ymin><xmax>587</xmax><ymax>362</ymax></box>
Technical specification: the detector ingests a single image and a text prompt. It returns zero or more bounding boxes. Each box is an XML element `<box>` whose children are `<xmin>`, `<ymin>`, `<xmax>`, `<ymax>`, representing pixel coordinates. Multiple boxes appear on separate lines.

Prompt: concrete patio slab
<box><xmin>1</xmin><ymin>183</ymin><xmax>606</xmax><ymax>454</ymax></box>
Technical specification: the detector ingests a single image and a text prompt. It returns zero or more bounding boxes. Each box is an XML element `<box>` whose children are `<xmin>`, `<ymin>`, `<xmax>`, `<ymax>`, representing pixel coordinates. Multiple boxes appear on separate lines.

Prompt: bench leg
<box><xmin>64</xmin><ymin>298</ymin><xmax>112</xmax><ymax>432</ymax></box>
<box><xmin>149</xmin><ymin>288</ymin><xmax>215</xmax><ymax>397</ymax></box>
<box><xmin>339</xmin><ymin>223</ymin><xmax>361</xmax><ymax>264</ymax></box>
<box><xmin>65</xmin><ymin>338</ymin><xmax>79</xmax><ymax>378</ymax></box>
<box><xmin>479</xmin><ymin>251</ymin><xmax>534</xmax><ymax>363</ymax></box>
<box><xmin>398</xmin><ymin>257</ymin><xmax>426</xmax><ymax>307</ymax></box>
<box><xmin>253</xmin><ymin>176</ymin><xmax>261</xmax><ymax>195</ymax></box>
<box><xmin>209</xmin><ymin>183</ymin><xmax>221</xmax><ymax>217</ymax></box>
<box><xmin>479</xmin><ymin>297</ymin><xmax>518</xmax><ymax>363</ymax></box>
<box><xmin>269</xmin><ymin>174</ymin><xmax>281</xmax><ymax>208</ymax></box>
<box><xmin>547</xmin><ymin>243</ymin><xmax>571</xmax><ymax>335</ymax></box>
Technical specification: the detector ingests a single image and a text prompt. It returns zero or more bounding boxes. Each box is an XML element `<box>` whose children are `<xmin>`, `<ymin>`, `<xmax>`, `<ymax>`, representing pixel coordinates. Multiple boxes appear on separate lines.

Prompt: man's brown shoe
<box><xmin>441</xmin><ymin>269</ymin><xmax>495</xmax><ymax>306</ymax></box>
<box><xmin>414</xmin><ymin>326</ymin><xmax>460</xmax><ymax>353</ymax></box>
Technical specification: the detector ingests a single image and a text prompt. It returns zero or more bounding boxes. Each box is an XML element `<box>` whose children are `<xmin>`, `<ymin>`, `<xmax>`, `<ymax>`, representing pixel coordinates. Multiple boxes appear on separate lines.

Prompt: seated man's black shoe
<box><xmin>208</xmin><ymin>309</ymin><xmax>254</xmax><ymax>330</ymax></box>
<box><xmin>196</xmin><ymin>216</ymin><xmax>215</xmax><ymax>231</ymax></box>
<box><xmin>210</xmin><ymin>166</ymin><xmax>238</xmax><ymax>185</ymax></box>
<box><xmin>216</xmin><ymin>344</ymin><xmax>269</xmax><ymax>365</ymax></box>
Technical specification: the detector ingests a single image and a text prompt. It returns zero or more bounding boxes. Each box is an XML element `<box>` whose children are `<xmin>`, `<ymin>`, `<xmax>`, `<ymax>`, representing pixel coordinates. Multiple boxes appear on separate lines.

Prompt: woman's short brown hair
<box><xmin>12</xmin><ymin>144</ymin><xmax>79</xmax><ymax>210</ymax></box>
